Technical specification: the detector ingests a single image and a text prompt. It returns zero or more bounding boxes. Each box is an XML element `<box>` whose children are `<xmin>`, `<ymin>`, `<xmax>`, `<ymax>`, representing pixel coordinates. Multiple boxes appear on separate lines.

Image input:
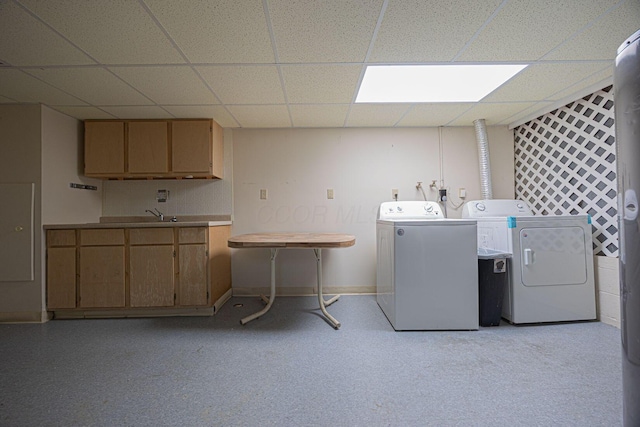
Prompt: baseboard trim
<box><xmin>0</xmin><ymin>310</ymin><xmax>50</xmax><ymax>323</ymax></box>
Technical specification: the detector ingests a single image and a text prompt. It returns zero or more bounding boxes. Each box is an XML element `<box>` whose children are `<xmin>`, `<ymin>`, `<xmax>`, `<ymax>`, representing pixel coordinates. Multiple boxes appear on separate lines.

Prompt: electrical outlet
<box><xmin>260</xmin><ymin>189</ymin><xmax>267</xmax><ymax>200</ymax></box>
<box><xmin>327</xmin><ymin>189</ymin><xmax>334</xmax><ymax>199</ymax></box>
<box><xmin>459</xmin><ymin>188</ymin><xmax>466</xmax><ymax>199</ymax></box>
<box><xmin>392</xmin><ymin>189</ymin><xmax>399</xmax><ymax>200</ymax></box>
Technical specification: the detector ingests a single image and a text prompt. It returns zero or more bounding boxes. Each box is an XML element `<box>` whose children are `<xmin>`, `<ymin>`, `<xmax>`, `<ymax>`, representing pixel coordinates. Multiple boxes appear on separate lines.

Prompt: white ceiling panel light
<box><xmin>356</xmin><ymin>64</ymin><xmax>528</xmax><ymax>103</ymax></box>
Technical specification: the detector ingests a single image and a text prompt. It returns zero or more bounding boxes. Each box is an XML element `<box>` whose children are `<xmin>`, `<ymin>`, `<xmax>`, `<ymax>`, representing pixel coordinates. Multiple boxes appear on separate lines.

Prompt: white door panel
<box><xmin>0</xmin><ymin>183</ymin><xmax>35</xmax><ymax>281</ymax></box>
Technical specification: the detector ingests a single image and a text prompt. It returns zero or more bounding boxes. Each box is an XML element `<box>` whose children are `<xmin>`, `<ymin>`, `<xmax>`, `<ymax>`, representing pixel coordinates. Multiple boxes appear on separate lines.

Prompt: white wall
<box><xmin>231</xmin><ymin>126</ymin><xmax>514</xmax><ymax>295</ymax></box>
<box><xmin>102</xmin><ymin>129</ymin><xmax>234</xmax><ymax>218</ymax></box>
<box><xmin>41</xmin><ymin>105</ymin><xmax>102</xmax><ymax>225</ymax></box>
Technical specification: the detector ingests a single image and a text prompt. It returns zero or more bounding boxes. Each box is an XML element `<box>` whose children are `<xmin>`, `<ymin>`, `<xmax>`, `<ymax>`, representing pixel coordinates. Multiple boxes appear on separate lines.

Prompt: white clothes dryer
<box><xmin>376</xmin><ymin>201</ymin><xmax>478</xmax><ymax>330</ymax></box>
<box><xmin>462</xmin><ymin>199</ymin><xmax>596</xmax><ymax>324</ymax></box>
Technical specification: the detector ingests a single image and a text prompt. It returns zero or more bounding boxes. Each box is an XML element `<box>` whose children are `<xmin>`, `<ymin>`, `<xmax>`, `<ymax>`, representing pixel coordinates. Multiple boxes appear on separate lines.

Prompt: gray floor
<box><xmin>0</xmin><ymin>295</ymin><xmax>622</xmax><ymax>427</ymax></box>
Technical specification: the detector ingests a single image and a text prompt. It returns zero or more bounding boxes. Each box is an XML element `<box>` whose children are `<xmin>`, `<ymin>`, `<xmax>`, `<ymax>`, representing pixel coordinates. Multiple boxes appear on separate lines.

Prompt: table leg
<box><xmin>314</xmin><ymin>248</ymin><xmax>341</xmax><ymax>329</ymax></box>
<box><xmin>240</xmin><ymin>248</ymin><xmax>279</xmax><ymax>325</ymax></box>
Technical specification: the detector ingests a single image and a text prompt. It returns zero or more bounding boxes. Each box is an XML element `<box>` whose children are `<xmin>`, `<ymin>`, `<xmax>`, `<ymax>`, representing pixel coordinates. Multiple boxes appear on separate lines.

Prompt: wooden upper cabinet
<box><xmin>128</xmin><ymin>121</ymin><xmax>169</xmax><ymax>174</ymax></box>
<box><xmin>85</xmin><ymin>121</ymin><xmax>125</xmax><ymax>175</ymax></box>
<box><xmin>83</xmin><ymin>119</ymin><xmax>223</xmax><ymax>179</ymax></box>
<box><xmin>172</xmin><ymin>120</ymin><xmax>215</xmax><ymax>175</ymax></box>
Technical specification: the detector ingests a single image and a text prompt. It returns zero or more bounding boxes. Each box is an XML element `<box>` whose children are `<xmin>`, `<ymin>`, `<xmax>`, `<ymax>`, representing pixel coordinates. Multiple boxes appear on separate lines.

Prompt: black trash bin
<box><xmin>477</xmin><ymin>248</ymin><xmax>511</xmax><ymax>327</ymax></box>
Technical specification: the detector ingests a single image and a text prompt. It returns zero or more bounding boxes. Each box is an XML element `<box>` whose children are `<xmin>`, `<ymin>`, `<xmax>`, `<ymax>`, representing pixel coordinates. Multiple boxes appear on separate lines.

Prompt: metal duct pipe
<box><xmin>474</xmin><ymin>119</ymin><xmax>493</xmax><ymax>200</ymax></box>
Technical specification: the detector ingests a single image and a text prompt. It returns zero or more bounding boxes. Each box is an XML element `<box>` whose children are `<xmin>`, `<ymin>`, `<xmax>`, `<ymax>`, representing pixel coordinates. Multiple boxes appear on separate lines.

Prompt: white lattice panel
<box><xmin>515</xmin><ymin>86</ymin><xmax>617</xmax><ymax>257</ymax></box>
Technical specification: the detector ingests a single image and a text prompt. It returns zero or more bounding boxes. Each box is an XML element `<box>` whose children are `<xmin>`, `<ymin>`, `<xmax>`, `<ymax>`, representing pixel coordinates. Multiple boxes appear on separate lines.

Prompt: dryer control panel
<box><xmin>379</xmin><ymin>201</ymin><xmax>443</xmax><ymax>220</ymax></box>
<box><xmin>462</xmin><ymin>199</ymin><xmax>533</xmax><ymax>218</ymax></box>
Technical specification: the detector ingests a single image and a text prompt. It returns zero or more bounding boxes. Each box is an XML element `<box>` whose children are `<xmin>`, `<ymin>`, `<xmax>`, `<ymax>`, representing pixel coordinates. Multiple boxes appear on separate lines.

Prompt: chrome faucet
<box><xmin>145</xmin><ymin>208</ymin><xmax>164</xmax><ymax>222</ymax></box>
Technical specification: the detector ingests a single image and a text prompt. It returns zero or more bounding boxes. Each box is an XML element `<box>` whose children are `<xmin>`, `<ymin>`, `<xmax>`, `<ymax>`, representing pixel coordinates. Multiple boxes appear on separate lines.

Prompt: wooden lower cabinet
<box><xmin>45</xmin><ymin>225</ymin><xmax>231</xmax><ymax>317</ymax></box>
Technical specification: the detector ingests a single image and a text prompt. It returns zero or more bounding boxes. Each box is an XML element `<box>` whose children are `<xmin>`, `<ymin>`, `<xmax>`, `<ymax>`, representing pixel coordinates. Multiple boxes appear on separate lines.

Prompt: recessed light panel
<box><xmin>356</xmin><ymin>64</ymin><xmax>528</xmax><ymax>103</ymax></box>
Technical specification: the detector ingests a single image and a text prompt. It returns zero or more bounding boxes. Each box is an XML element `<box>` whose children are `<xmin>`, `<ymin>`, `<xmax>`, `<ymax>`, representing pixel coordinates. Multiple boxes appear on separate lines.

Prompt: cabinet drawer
<box><xmin>48</xmin><ymin>230</ymin><xmax>76</xmax><ymax>247</ymax></box>
<box><xmin>80</xmin><ymin>229</ymin><xmax>125</xmax><ymax>246</ymax></box>
<box><xmin>129</xmin><ymin>228</ymin><xmax>174</xmax><ymax>245</ymax></box>
<box><xmin>179</xmin><ymin>227</ymin><xmax>207</xmax><ymax>244</ymax></box>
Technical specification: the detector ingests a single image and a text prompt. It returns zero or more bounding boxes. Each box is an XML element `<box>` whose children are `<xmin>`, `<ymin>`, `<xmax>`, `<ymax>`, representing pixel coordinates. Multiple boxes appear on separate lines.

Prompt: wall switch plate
<box><xmin>327</xmin><ymin>189</ymin><xmax>334</xmax><ymax>199</ymax></box>
<box><xmin>459</xmin><ymin>188</ymin><xmax>466</xmax><ymax>198</ymax></box>
<box><xmin>260</xmin><ymin>189</ymin><xmax>267</xmax><ymax>200</ymax></box>
<box><xmin>392</xmin><ymin>189</ymin><xmax>399</xmax><ymax>200</ymax></box>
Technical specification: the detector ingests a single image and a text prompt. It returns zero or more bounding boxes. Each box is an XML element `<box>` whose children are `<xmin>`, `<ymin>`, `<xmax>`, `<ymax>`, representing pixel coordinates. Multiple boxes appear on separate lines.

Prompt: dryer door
<box><xmin>519</xmin><ymin>226</ymin><xmax>588</xmax><ymax>286</ymax></box>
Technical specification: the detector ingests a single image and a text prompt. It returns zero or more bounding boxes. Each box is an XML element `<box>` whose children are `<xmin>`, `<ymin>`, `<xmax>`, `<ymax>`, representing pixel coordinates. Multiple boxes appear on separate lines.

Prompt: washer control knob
<box><xmin>424</xmin><ymin>204</ymin><xmax>434</xmax><ymax>213</ymax></box>
<box><xmin>475</xmin><ymin>202</ymin><xmax>486</xmax><ymax>211</ymax></box>
<box><xmin>397</xmin><ymin>206</ymin><xmax>403</xmax><ymax>212</ymax></box>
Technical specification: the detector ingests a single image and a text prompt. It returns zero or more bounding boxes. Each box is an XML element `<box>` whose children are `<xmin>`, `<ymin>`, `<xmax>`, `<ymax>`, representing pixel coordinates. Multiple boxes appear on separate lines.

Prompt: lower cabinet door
<box><xmin>178</xmin><ymin>244</ymin><xmax>208</xmax><ymax>306</ymax></box>
<box><xmin>129</xmin><ymin>245</ymin><xmax>175</xmax><ymax>307</ymax></box>
<box><xmin>79</xmin><ymin>246</ymin><xmax>126</xmax><ymax>308</ymax></box>
<box><xmin>47</xmin><ymin>247</ymin><xmax>77</xmax><ymax>309</ymax></box>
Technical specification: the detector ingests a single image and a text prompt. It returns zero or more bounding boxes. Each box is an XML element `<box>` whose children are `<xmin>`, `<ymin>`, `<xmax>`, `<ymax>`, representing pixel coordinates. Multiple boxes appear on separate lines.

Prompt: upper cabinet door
<box><xmin>128</xmin><ymin>121</ymin><xmax>169</xmax><ymax>174</ymax></box>
<box><xmin>85</xmin><ymin>121</ymin><xmax>125</xmax><ymax>174</ymax></box>
<box><xmin>171</xmin><ymin>120</ymin><xmax>212</xmax><ymax>174</ymax></box>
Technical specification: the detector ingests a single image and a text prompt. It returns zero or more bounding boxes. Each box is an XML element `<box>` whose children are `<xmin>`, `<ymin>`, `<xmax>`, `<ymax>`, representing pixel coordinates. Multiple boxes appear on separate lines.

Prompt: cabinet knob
<box><xmin>15</xmin><ymin>226</ymin><xmax>24</xmax><ymax>232</ymax></box>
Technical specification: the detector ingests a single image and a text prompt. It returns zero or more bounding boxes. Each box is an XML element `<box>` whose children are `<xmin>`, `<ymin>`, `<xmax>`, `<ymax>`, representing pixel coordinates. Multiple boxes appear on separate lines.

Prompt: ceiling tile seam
<box><xmin>138</xmin><ymin>0</ymin><xmax>190</xmax><ymax>64</ymax></box>
<box><xmin>17</xmin><ymin>68</ymin><xmax>89</xmax><ymax>106</ymax></box>
<box><xmin>344</xmin><ymin>0</ymin><xmax>389</xmax><ymax>127</ymax></box>
<box><xmin>12</xmin><ymin>0</ymin><xmax>99</xmax><ymax>65</ymax></box>
<box><xmin>443</xmin><ymin>104</ymin><xmax>480</xmax><ymax>127</ymax></box>
<box><xmin>103</xmin><ymin>67</ymin><xmax>163</xmax><ymax>107</ymax></box>
<box><xmin>137</xmin><ymin>0</ymin><xmax>237</xmax><ymax>126</ymax></box>
<box><xmin>263</xmin><ymin>0</ymin><xmax>292</xmax><ymax>127</ymax></box>
<box><xmin>450</xmin><ymin>0</ymin><xmax>509</xmax><ymax>62</ymax></box>
<box><xmin>537</xmin><ymin>0</ymin><xmax>627</xmax><ymax>62</ymax></box>
<box><xmin>392</xmin><ymin>105</ymin><xmax>418</xmax><ymax>127</ymax></box>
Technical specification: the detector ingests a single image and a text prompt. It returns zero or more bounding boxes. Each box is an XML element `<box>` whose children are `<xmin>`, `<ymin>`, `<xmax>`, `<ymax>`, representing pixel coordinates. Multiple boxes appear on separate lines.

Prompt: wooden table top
<box><xmin>228</xmin><ymin>232</ymin><xmax>356</xmax><ymax>249</ymax></box>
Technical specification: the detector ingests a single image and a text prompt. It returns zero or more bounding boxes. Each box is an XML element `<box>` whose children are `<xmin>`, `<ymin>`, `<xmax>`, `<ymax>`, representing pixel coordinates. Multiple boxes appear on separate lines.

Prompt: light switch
<box><xmin>327</xmin><ymin>189</ymin><xmax>334</xmax><ymax>199</ymax></box>
<box><xmin>260</xmin><ymin>189</ymin><xmax>267</xmax><ymax>200</ymax></box>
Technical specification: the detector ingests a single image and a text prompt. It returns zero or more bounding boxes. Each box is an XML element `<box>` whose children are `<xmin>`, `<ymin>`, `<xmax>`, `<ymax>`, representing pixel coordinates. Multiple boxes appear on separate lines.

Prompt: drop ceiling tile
<box><xmin>100</xmin><ymin>106</ymin><xmax>173</xmax><ymax>119</ymax></box>
<box><xmin>269</xmin><ymin>0</ymin><xmax>382</xmax><ymax>63</ymax></box>
<box><xmin>289</xmin><ymin>105</ymin><xmax>349</xmax><ymax>127</ymax></box>
<box><xmin>0</xmin><ymin>1</ymin><xmax>94</xmax><ymax>66</ymax></box>
<box><xmin>397</xmin><ymin>103</ymin><xmax>474</xmax><ymax>127</ymax></box>
<box><xmin>282</xmin><ymin>65</ymin><xmax>362</xmax><ymax>103</ymax></box>
<box><xmin>447</xmin><ymin>102</ymin><xmax>538</xmax><ymax>126</ymax></box>
<box><xmin>543</xmin><ymin>0</ymin><xmax>640</xmax><ymax>61</ymax></box>
<box><xmin>51</xmin><ymin>106</ymin><xmax>116</xmax><ymax>120</ymax></box>
<box><xmin>0</xmin><ymin>69</ymin><xmax>87</xmax><ymax>105</ymax></box>
<box><xmin>228</xmin><ymin>105</ymin><xmax>291</xmax><ymax>128</ymax></box>
<box><xmin>18</xmin><ymin>0</ymin><xmax>184</xmax><ymax>65</ymax></box>
<box><xmin>346</xmin><ymin>104</ymin><xmax>411</xmax><ymax>127</ymax></box>
<box><xmin>25</xmin><ymin>67</ymin><xmax>153</xmax><ymax>106</ymax></box>
<box><xmin>501</xmin><ymin>102</ymin><xmax>555</xmax><ymax>126</ymax></box>
<box><xmin>369</xmin><ymin>0</ymin><xmax>502</xmax><ymax>62</ymax></box>
<box><xmin>197</xmin><ymin>65</ymin><xmax>284</xmax><ymax>105</ymax></box>
<box><xmin>144</xmin><ymin>0</ymin><xmax>274</xmax><ymax>63</ymax></box>
<box><xmin>110</xmin><ymin>66</ymin><xmax>216</xmax><ymax>104</ymax></box>
<box><xmin>549</xmin><ymin>66</ymin><xmax>613</xmax><ymax>102</ymax></box>
<box><xmin>457</xmin><ymin>0</ymin><xmax>619</xmax><ymax>61</ymax></box>
<box><xmin>162</xmin><ymin>105</ymin><xmax>239</xmax><ymax>128</ymax></box>
<box><xmin>482</xmin><ymin>62</ymin><xmax>611</xmax><ymax>103</ymax></box>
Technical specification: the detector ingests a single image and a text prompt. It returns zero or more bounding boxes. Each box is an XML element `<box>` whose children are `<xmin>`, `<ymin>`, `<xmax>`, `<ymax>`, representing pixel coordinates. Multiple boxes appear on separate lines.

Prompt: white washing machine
<box><xmin>462</xmin><ymin>199</ymin><xmax>596</xmax><ymax>324</ymax></box>
<box><xmin>376</xmin><ymin>201</ymin><xmax>478</xmax><ymax>330</ymax></box>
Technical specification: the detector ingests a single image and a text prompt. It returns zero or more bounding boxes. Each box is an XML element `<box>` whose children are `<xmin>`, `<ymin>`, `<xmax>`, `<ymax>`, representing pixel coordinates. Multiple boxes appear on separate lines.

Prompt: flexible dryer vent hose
<box><xmin>473</xmin><ymin>118</ymin><xmax>493</xmax><ymax>200</ymax></box>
